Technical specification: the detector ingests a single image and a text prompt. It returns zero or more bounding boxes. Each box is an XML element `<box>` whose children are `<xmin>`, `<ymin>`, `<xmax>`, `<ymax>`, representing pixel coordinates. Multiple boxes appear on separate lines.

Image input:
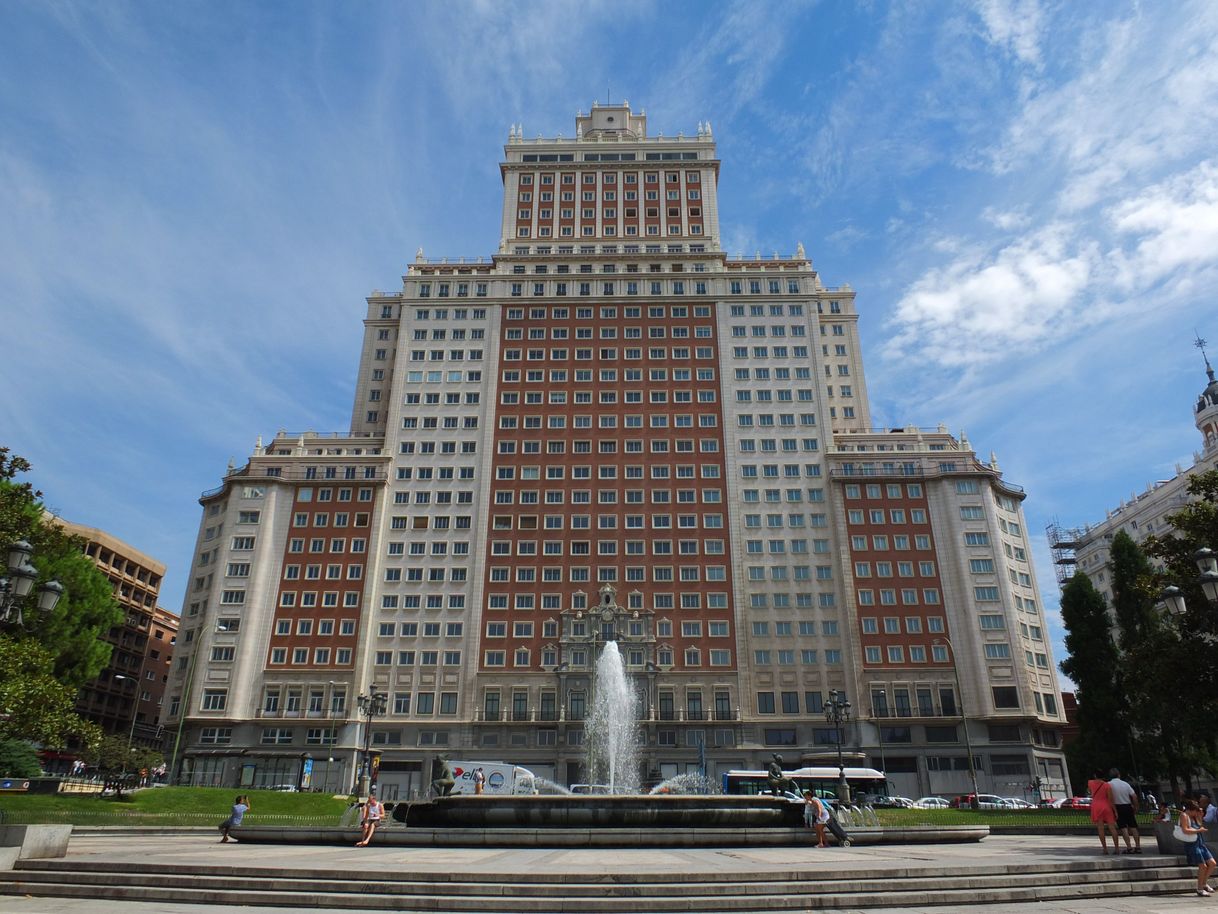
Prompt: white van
<box><xmin>445</xmin><ymin>761</ymin><xmax>536</xmax><ymax>795</ymax></box>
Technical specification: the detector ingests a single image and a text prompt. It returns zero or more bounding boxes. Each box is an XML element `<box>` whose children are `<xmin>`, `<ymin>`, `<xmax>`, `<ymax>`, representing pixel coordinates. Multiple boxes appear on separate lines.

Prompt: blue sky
<box><xmin>3</xmin><ymin>1</ymin><xmax>1217</xmax><ymax>677</ymax></box>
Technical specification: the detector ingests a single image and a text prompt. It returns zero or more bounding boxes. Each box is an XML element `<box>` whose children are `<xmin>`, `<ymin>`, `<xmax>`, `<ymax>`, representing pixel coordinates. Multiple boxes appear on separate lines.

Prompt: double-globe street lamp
<box><xmin>824</xmin><ymin>689</ymin><xmax>852</xmax><ymax>804</ymax></box>
<box><xmin>1161</xmin><ymin>547</ymin><xmax>1218</xmax><ymax>622</ymax></box>
<box><xmin>355</xmin><ymin>685</ymin><xmax>387</xmax><ymax>797</ymax></box>
<box><xmin>0</xmin><ymin>540</ymin><xmax>65</xmax><ymax>626</ymax></box>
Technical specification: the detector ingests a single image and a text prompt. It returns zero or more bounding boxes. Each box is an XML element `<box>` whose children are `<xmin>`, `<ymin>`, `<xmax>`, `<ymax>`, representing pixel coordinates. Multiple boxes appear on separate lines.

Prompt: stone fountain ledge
<box><xmin>230</xmin><ymin>823</ymin><xmax>987</xmax><ymax>848</ymax></box>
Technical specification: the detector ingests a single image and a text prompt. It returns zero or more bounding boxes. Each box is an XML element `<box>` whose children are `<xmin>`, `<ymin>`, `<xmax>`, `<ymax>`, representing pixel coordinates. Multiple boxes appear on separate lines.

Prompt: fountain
<box><xmin>585</xmin><ymin>641</ymin><xmax>641</xmax><ymax>793</ymax></box>
<box><xmin>229</xmin><ymin>594</ymin><xmax>983</xmax><ymax>845</ymax></box>
<box><xmin>650</xmin><ymin>773</ymin><xmax>720</xmax><ymax>795</ymax></box>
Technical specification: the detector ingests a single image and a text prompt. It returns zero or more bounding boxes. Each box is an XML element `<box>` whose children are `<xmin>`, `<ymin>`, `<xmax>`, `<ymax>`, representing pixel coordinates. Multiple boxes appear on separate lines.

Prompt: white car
<box><xmin>891</xmin><ymin>796</ymin><xmax>915</xmax><ymax>808</ymax></box>
<box><xmin>913</xmin><ymin>796</ymin><xmax>950</xmax><ymax>809</ymax></box>
<box><xmin>1003</xmin><ymin>797</ymin><xmax>1035</xmax><ymax>809</ymax></box>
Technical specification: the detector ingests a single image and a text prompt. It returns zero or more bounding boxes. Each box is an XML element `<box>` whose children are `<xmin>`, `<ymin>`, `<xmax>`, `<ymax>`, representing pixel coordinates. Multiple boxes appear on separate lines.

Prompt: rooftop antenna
<box><xmin>1197</xmin><ymin>331</ymin><xmax>1215</xmax><ymax>381</ymax></box>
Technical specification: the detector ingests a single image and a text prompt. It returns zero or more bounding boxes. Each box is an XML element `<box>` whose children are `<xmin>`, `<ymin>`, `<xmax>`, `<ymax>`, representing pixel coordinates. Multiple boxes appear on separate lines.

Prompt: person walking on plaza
<box><xmin>1088</xmin><ymin>770</ymin><xmax>1119</xmax><ymax>854</ymax></box>
<box><xmin>1177</xmin><ymin>798</ymin><xmax>1216</xmax><ymax>896</ymax></box>
<box><xmin>803</xmin><ymin>791</ymin><xmax>829</xmax><ymax>848</ymax></box>
<box><xmin>219</xmin><ymin>795</ymin><xmax>250</xmax><ymax>843</ymax></box>
<box><xmin>473</xmin><ymin>767</ymin><xmax>486</xmax><ymax>795</ymax></box>
<box><xmin>1200</xmin><ymin>791</ymin><xmax>1218</xmax><ymax>833</ymax></box>
<box><xmin>1107</xmin><ymin>768</ymin><xmax>1141</xmax><ymax>853</ymax></box>
<box><xmin>355</xmin><ymin>791</ymin><xmax>384</xmax><ymax>847</ymax></box>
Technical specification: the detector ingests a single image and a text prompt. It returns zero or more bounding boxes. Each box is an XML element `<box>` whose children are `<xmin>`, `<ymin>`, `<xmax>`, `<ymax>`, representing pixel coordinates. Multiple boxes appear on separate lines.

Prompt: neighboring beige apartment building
<box><xmin>58</xmin><ymin>520</ymin><xmax>178</xmax><ymax>752</ymax></box>
<box><xmin>163</xmin><ymin>102</ymin><xmax>1069</xmax><ymax>800</ymax></box>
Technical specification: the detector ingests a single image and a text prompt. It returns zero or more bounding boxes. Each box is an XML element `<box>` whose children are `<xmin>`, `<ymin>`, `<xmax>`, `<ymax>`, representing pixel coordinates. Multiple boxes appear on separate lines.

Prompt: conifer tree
<box><xmin>1059</xmin><ymin>572</ymin><xmax>1129</xmax><ymax>781</ymax></box>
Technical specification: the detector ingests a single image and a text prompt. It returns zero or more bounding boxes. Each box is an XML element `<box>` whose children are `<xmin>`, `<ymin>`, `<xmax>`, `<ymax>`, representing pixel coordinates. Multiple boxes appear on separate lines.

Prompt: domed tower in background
<box><xmin>1195</xmin><ymin>334</ymin><xmax>1218</xmax><ymax>454</ymax></box>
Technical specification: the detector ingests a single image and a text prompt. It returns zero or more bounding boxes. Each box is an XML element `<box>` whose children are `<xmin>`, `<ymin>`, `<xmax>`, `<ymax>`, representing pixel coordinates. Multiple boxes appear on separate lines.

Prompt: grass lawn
<box><xmin>0</xmin><ymin>787</ymin><xmax>351</xmax><ymax>826</ymax></box>
<box><xmin>1</xmin><ymin>789</ymin><xmax>1160</xmax><ymax>830</ymax></box>
<box><xmin>872</xmin><ymin>806</ymin><xmax>1158</xmax><ymax>828</ymax></box>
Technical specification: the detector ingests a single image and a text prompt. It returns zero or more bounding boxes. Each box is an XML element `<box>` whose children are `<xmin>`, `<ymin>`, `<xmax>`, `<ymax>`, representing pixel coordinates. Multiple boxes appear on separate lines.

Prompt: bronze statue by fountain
<box><xmin>766</xmin><ymin>754</ymin><xmax>799</xmax><ymax>796</ymax></box>
<box><xmin>431</xmin><ymin>756</ymin><xmax>455</xmax><ymax>797</ymax></box>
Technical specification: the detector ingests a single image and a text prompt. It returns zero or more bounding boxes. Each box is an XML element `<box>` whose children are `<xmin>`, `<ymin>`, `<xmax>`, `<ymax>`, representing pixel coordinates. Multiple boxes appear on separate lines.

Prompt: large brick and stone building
<box><xmin>60</xmin><ymin>520</ymin><xmax>177</xmax><ymax>751</ymax></box>
<box><xmin>164</xmin><ymin>103</ymin><xmax>1069</xmax><ymax>800</ymax></box>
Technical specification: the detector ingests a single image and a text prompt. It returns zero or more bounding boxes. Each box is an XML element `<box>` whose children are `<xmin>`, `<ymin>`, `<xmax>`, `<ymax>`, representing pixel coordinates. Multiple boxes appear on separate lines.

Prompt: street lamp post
<box><xmin>355</xmin><ymin>685</ymin><xmax>387</xmax><ymax>797</ymax></box>
<box><xmin>934</xmin><ymin>637</ymin><xmax>981</xmax><ymax>810</ymax></box>
<box><xmin>0</xmin><ymin>540</ymin><xmax>65</xmax><ymax>626</ymax></box>
<box><xmin>325</xmin><ymin>681</ymin><xmax>342</xmax><ymax>794</ymax></box>
<box><xmin>824</xmin><ymin>689</ymin><xmax>852</xmax><ymax>804</ymax></box>
<box><xmin>113</xmin><ymin>674</ymin><xmax>140</xmax><ymax>781</ymax></box>
<box><xmin>168</xmin><ymin>622</ymin><xmax>227</xmax><ymax>785</ymax></box>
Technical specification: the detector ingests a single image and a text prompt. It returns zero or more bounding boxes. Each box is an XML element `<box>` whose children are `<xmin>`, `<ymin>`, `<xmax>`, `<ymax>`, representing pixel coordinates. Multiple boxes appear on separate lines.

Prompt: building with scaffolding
<box><xmin>1055</xmin><ymin>342</ymin><xmax>1218</xmax><ymax>605</ymax></box>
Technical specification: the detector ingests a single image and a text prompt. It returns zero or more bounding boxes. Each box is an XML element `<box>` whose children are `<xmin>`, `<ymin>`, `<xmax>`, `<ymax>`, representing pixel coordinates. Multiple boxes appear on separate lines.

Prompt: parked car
<box><xmin>914</xmin><ymin>797</ymin><xmax>950</xmax><ymax>809</ymax></box>
<box><xmin>780</xmin><ymin>790</ymin><xmax>842</xmax><ymax>807</ymax></box>
<box><xmin>269</xmin><ymin>784</ymin><xmax>298</xmax><ymax>792</ymax></box>
<box><xmin>1003</xmin><ymin>798</ymin><xmax>1035</xmax><ymax>809</ymax></box>
<box><xmin>860</xmin><ymin>794</ymin><xmax>912</xmax><ymax>808</ymax></box>
<box><xmin>1057</xmin><ymin>796</ymin><xmax>1092</xmax><ymax>810</ymax></box>
<box><xmin>949</xmin><ymin>793</ymin><xmax>1007</xmax><ymax>809</ymax></box>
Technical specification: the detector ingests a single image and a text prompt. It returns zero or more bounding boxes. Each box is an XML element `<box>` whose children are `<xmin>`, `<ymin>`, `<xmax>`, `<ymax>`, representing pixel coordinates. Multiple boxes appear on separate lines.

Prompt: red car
<box><xmin>1058</xmin><ymin>796</ymin><xmax>1092</xmax><ymax>810</ymax></box>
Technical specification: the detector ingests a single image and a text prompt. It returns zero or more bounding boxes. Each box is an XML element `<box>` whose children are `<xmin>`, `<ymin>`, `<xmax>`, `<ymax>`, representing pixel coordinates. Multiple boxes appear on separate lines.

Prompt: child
<box><xmin>219</xmin><ymin>794</ymin><xmax>250</xmax><ymax>843</ymax></box>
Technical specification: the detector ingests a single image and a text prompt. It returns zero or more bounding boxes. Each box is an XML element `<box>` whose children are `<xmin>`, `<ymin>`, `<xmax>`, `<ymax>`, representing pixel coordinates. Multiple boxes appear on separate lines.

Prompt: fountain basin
<box><xmin>399</xmin><ymin>794</ymin><xmax>803</xmax><ymax>829</ymax></box>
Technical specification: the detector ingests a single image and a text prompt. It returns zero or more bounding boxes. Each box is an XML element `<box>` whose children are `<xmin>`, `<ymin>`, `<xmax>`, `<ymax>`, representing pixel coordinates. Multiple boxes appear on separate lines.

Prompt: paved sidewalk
<box><xmin>2</xmin><ymin>898</ymin><xmax>1215</xmax><ymax>914</ymax></box>
<box><xmin>2</xmin><ymin>832</ymin><xmax>1200</xmax><ymax>913</ymax></box>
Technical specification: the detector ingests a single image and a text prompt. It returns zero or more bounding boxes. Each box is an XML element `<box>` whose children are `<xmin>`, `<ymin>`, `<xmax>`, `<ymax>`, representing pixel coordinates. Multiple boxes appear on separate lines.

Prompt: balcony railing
<box><xmin>869</xmin><ymin>706</ymin><xmax>956</xmax><ymax>719</ymax></box>
<box><xmin>830</xmin><ymin>465</ymin><xmax>924</xmax><ymax>478</ymax></box>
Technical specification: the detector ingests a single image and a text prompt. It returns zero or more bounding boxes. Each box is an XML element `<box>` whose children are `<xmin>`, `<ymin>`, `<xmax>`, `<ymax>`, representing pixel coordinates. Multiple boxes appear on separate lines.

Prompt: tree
<box><xmin>1147</xmin><ymin>468</ymin><xmax>1218</xmax><ymax>644</ymax></box>
<box><xmin>81</xmin><ymin>734</ymin><xmax>136</xmax><ymax>774</ymax></box>
<box><xmin>1142</xmin><ymin>467</ymin><xmax>1218</xmax><ymax>790</ymax></box>
<box><xmin>0</xmin><ymin>447</ymin><xmax>123</xmax><ymax>688</ymax></box>
<box><xmin>1058</xmin><ymin>572</ymin><xmax>1129</xmax><ymax>783</ymax></box>
<box><xmin>0</xmin><ymin>634</ymin><xmax>101</xmax><ymax>749</ymax></box>
<box><xmin>0</xmin><ymin>738</ymin><xmax>42</xmax><ymax>777</ymax></box>
<box><xmin>1109</xmin><ymin>530</ymin><xmax>1161</xmax><ymax>653</ymax></box>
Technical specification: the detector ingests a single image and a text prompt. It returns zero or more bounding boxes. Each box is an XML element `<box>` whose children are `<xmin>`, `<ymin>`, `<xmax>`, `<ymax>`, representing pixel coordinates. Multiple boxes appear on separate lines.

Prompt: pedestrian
<box><xmin>1087</xmin><ymin>769</ymin><xmax>1119</xmax><ymax>855</ymax></box>
<box><xmin>473</xmin><ymin>767</ymin><xmax>486</xmax><ymax>795</ymax></box>
<box><xmin>1177</xmin><ymin>798</ymin><xmax>1216</xmax><ymax>896</ymax></box>
<box><xmin>355</xmin><ymin>790</ymin><xmax>384</xmax><ymax>847</ymax></box>
<box><xmin>803</xmin><ymin>791</ymin><xmax>829</xmax><ymax>848</ymax></box>
<box><xmin>219</xmin><ymin>794</ymin><xmax>250</xmax><ymax>843</ymax></box>
<box><xmin>1200</xmin><ymin>791</ymin><xmax>1218</xmax><ymax>835</ymax></box>
<box><xmin>1107</xmin><ymin>768</ymin><xmax>1141</xmax><ymax>854</ymax></box>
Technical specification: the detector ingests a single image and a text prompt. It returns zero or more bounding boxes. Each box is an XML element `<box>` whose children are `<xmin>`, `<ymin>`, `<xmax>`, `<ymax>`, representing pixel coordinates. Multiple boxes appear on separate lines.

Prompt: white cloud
<box><xmin>826</xmin><ymin>224</ymin><xmax>869</xmax><ymax>249</ymax></box>
<box><xmin>986</xmin><ymin>3</ymin><xmax>1218</xmax><ymax>198</ymax></box>
<box><xmin>884</xmin><ymin>224</ymin><xmax>1097</xmax><ymax>368</ymax></box>
<box><xmin>885</xmin><ymin>3</ymin><xmax>1218</xmax><ymax>373</ymax></box>
<box><xmin>1109</xmin><ymin>160</ymin><xmax>1218</xmax><ymax>291</ymax></box>
<box><xmin>982</xmin><ymin>206</ymin><xmax>1030</xmax><ymax>230</ymax></box>
<box><xmin>976</xmin><ymin>0</ymin><xmax>1046</xmax><ymax>67</ymax></box>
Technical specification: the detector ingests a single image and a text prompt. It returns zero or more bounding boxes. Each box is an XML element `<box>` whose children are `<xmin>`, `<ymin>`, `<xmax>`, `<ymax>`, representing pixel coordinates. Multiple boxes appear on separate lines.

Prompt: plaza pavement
<box><xmin>2</xmin><ymin>831</ymin><xmax>1205</xmax><ymax>913</ymax></box>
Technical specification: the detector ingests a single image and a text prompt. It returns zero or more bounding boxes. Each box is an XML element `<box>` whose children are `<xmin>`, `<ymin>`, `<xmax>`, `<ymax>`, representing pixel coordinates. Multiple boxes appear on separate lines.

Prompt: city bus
<box><xmin>722</xmin><ymin>766</ymin><xmax>887</xmax><ymax>800</ymax></box>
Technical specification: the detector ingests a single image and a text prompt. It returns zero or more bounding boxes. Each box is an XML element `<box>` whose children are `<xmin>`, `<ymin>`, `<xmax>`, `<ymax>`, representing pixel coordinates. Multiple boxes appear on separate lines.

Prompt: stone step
<box><xmin>0</xmin><ymin>860</ymin><xmax>1194</xmax><ymax>912</ymax></box>
<box><xmin>0</xmin><ymin>866</ymin><xmax>1192</xmax><ymax>898</ymax></box>
<box><xmin>0</xmin><ymin>877</ymin><xmax>1192</xmax><ymax>912</ymax></box>
<box><xmin>12</xmin><ymin>855</ymin><xmax>1189</xmax><ymax>885</ymax></box>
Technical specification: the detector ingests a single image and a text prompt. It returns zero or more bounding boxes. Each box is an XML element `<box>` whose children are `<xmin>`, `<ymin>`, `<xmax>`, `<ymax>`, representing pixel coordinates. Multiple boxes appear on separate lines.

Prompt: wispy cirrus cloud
<box><xmin>883</xmin><ymin>1</ymin><xmax>1218</xmax><ymax>379</ymax></box>
<box><xmin>976</xmin><ymin>0</ymin><xmax>1046</xmax><ymax>68</ymax></box>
